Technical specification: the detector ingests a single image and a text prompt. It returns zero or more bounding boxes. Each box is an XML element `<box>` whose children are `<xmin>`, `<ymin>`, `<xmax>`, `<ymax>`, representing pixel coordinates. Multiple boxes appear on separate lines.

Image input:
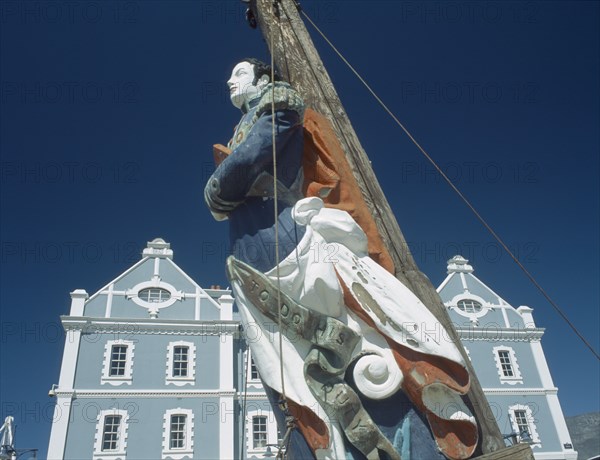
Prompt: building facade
<box><xmin>47</xmin><ymin>241</ymin><xmax>576</xmax><ymax>459</ymax></box>
<box><xmin>438</xmin><ymin>255</ymin><xmax>577</xmax><ymax>460</ymax></box>
<box><xmin>46</xmin><ymin>239</ymin><xmax>276</xmax><ymax>460</ymax></box>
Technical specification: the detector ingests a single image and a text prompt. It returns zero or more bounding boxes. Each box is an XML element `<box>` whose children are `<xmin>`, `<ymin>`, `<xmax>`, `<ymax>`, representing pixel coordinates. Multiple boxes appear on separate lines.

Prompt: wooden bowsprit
<box><xmin>246</xmin><ymin>0</ymin><xmax>534</xmax><ymax>458</ymax></box>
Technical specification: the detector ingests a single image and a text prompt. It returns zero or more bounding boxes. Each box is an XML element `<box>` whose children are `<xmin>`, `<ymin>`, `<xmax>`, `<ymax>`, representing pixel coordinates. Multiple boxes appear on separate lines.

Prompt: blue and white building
<box><xmin>46</xmin><ymin>241</ymin><xmax>576</xmax><ymax>459</ymax></box>
<box><xmin>46</xmin><ymin>238</ymin><xmax>276</xmax><ymax>460</ymax></box>
<box><xmin>438</xmin><ymin>255</ymin><xmax>577</xmax><ymax>460</ymax></box>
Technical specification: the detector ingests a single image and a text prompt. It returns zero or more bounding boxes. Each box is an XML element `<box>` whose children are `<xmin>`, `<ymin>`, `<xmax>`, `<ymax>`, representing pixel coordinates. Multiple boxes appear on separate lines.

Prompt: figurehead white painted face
<box><xmin>227</xmin><ymin>61</ymin><xmax>270</xmax><ymax>109</ymax></box>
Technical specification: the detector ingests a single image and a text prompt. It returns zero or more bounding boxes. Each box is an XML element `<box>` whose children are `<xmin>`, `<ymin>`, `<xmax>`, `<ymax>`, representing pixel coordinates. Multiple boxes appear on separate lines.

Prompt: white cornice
<box><xmin>482</xmin><ymin>387</ymin><xmax>558</xmax><ymax>396</ymax></box>
<box><xmin>55</xmin><ymin>389</ymin><xmax>237</xmax><ymax>398</ymax></box>
<box><xmin>237</xmin><ymin>392</ymin><xmax>268</xmax><ymax>400</ymax></box>
<box><xmin>60</xmin><ymin>316</ymin><xmax>241</xmax><ymax>336</ymax></box>
<box><xmin>456</xmin><ymin>327</ymin><xmax>545</xmax><ymax>342</ymax></box>
<box><xmin>53</xmin><ymin>389</ymin><xmax>270</xmax><ymax>400</ymax></box>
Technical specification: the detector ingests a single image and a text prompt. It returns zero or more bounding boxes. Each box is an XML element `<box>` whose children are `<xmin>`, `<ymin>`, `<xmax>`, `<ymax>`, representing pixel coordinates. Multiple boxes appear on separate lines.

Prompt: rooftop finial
<box><xmin>143</xmin><ymin>238</ymin><xmax>173</xmax><ymax>259</ymax></box>
<box><xmin>447</xmin><ymin>255</ymin><xmax>474</xmax><ymax>274</ymax></box>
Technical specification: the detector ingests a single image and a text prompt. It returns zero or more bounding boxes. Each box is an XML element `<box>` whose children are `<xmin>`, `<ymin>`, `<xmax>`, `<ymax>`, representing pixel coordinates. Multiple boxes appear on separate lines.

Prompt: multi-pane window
<box><xmin>139</xmin><ymin>287</ymin><xmax>171</xmax><ymax>303</ymax></box>
<box><xmin>493</xmin><ymin>346</ymin><xmax>522</xmax><ymax>384</ymax></box>
<box><xmin>162</xmin><ymin>408</ymin><xmax>194</xmax><ymax>456</ymax></box>
<box><xmin>497</xmin><ymin>350</ymin><xmax>514</xmax><ymax>377</ymax></box>
<box><xmin>513</xmin><ymin>410</ymin><xmax>530</xmax><ymax>435</ymax></box>
<box><xmin>170</xmin><ymin>415</ymin><xmax>186</xmax><ymax>449</ymax></box>
<box><xmin>253</xmin><ymin>416</ymin><xmax>267</xmax><ymax>449</ymax></box>
<box><xmin>166</xmin><ymin>342</ymin><xmax>195</xmax><ymax>386</ymax></box>
<box><xmin>173</xmin><ymin>346</ymin><xmax>189</xmax><ymax>377</ymax></box>
<box><xmin>109</xmin><ymin>345</ymin><xmax>128</xmax><ymax>376</ymax></box>
<box><xmin>250</xmin><ymin>357</ymin><xmax>260</xmax><ymax>380</ymax></box>
<box><xmin>102</xmin><ymin>415</ymin><xmax>121</xmax><ymax>451</ymax></box>
<box><xmin>457</xmin><ymin>299</ymin><xmax>482</xmax><ymax>313</ymax></box>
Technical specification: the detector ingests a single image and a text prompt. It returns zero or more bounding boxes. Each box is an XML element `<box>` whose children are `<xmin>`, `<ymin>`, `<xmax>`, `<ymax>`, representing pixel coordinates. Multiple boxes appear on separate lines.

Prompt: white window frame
<box><xmin>166</xmin><ymin>341</ymin><xmax>196</xmax><ymax>386</ymax></box>
<box><xmin>93</xmin><ymin>409</ymin><xmax>129</xmax><ymax>459</ymax></box>
<box><xmin>244</xmin><ymin>350</ymin><xmax>262</xmax><ymax>387</ymax></box>
<box><xmin>252</xmin><ymin>415</ymin><xmax>268</xmax><ymax>450</ymax></box>
<box><xmin>448</xmin><ymin>294</ymin><xmax>492</xmax><ymax>325</ymax></box>
<box><xmin>493</xmin><ymin>346</ymin><xmax>523</xmax><ymax>385</ymax></box>
<box><xmin>508</xmin><ymin>404</ymin><xmax>541</xmax><ymax>448</ymax></box>
<box><xmin>101</xmin><ymin>340</ymin><xmax>135</xmax><ymax>386</ymax></box>
<box><xmin>162</xmin><ymin>408</ymin><xmax>194</xmax><ymax>459</ymax></box>
<box><xmin>127</xmin><ymin>280</ymin><xmax>183</xmax><ymax>311</ymax></box>
<box><xmin>245</xmin><ymin>407</ymin><xmax>277</xmax><ymax>456</ymax></box>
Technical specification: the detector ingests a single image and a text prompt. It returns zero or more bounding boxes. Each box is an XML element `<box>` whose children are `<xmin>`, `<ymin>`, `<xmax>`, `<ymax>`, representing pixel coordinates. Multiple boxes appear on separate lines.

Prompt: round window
<box><xmin>138</xmin><ymin>288</ymin><xmax>171</xmax><ymax>303</ymax></box>
<box><xmin>457</xmin><ymin>299</ymin><xmax>482</xmax><ymax>313</ymax></box>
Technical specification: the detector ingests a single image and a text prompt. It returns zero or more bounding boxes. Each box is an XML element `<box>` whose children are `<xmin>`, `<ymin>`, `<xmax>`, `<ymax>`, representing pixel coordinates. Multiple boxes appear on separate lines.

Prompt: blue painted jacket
<box><xmin>204</xmin><ymin>82</ymin><xmax>306</xmax><ymax>272</ymax></box>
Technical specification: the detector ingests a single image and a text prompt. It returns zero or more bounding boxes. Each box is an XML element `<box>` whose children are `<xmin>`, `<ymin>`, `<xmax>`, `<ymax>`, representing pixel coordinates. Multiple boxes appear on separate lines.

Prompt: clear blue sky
<box><xmin>1</xmin><ymin>1</ymin><xmax>598</xmax><ymax>458</ymax></box>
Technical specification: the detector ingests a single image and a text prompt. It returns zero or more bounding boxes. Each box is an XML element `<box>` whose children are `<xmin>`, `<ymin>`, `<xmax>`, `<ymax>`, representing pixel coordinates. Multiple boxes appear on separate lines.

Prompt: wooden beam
<box><xmin>250</xmin><ymin>0</ymin><xmax>506</xmax><ymax>455</ymax></box>
<box><xmin>474</xmin><ymin>444</ymin><xmax>535</xmax><ymax>460</ymax></box>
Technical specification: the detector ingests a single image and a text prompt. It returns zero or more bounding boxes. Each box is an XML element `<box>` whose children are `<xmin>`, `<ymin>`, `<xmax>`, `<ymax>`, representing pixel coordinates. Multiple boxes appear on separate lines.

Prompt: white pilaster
<box><xmin>517</xmin><ymin>305</ymin><xmax>536</xmax><ymax>328</ymax></box>
<box><xmin>546</xmin><ymin>393</ymin><xmax>576</xmax><ymax>457</ymax></box>
<box><xmin>58</xmin><ymin>329</ymin><xmax>81</xmax><ymax>389</ymax></box>
<box><xmin>218</xmin><ymin>294</ymin><xmax>235</xmax><ymax>391</ymax></box>
<box><xmin>531</xmin><ymin>340</ymin><xmax>554</xmax><ymax>389</ymax></box>
<box><xmin>69</xmin><ymin>289</ymin><xmax>88</xmax><ymax>316</ymax></box>
<box><xmin>105</xmin><ymin>284</ymin><xmax>114</xmax><ymax>318</ymax></box>
<box><xmin>195</xmin><ymin>287</ymin><xmax>201</xmax><ymax>320</ymax></box>
<box><xmin>218</xmin><ymin>294</ymin><xmax>234</xmax><ymax>321</ymax></box>
<box><xmin>219</xmin><ymin>395</ymin><xmax>235</xmax><ymax>459</ymax></box>
<box><xmin>47</xmin><ymin>394</ymin><xmax>74</xmax><ymax>459</ymax></box>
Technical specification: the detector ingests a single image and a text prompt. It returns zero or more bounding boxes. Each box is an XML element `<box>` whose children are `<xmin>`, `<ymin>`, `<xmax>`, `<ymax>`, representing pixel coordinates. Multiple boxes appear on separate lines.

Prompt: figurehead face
<box><xmin>227</xmin><ymin>61</ymin><xmax>269</xmax><ymax>109</ymax></box>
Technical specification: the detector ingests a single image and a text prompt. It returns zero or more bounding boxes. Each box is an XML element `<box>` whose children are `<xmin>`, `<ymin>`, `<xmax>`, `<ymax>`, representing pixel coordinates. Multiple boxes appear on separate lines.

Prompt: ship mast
<box><xmin>248</xmin><ymin>0</ymin><xmax>533</xmax><ymax>458</ymax></box>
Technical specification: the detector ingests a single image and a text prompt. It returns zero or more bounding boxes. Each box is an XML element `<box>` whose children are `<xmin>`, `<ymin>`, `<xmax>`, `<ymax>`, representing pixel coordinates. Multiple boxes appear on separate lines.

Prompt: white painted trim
<box><xmin>436</xmin><ymin>273</ymin><xmax>454</xmax><ymax>292</ymax></box>
<box><xmin>58</xmin><ymin>329</ymin><xmax>81</xmax><ymax>388</ymax></box>
<box><xmin>194</xmin><ymin>287</ymin><xmax>201</xmax><ymax>320</ymax></box>
<box><xmin>493</xmin><ymin>346</ymin><xmax>523</xmax><ymax>385</ymax></box>
<box><xmin>501</xmin><ymin>304</ymin><xmax>510</xmax><ymax>328</ymax></box>
<box><xmin>481</xmin><ymin>387</ymin><xmax>558</xmax><ymax>396</ymax></box>
<box><xmin>164</xmin><ymin>258</ymin><xmax>229</xmax><ymax>311</ymax></box>
<box><xmin>218</xmin><ymin>294</ymin><xmax>234</xmax><ymax>321</ymax></box>
<box><xmin>465</xmin><ymin>273</ymin><xmax>508</xmax><ymax>306</ymax></box>
<box><xmin>457</xmin><ymin>326</ymin><xmax>544</xmax><ymax>342</ymax></box>
<box><xmin>533</xmin><ymin>450</ymin><xmax>577</xmax><ymax>460</ymax></box>
<box><xmin>86</xmin><ymin>257</ymin><xmax>152</xmax><ymax>304</ymax></box>
<box><xmin>93</xmin><ymin>409</ymin><xmax>129</xmax><ymax>459</ymax></box>
<box><xmin>245</xmin><ymin>406</ymin><xmax>277</xmax><ymax>456</ymax></box>
<box><xmin>127</xmin><ymin>280</ymin><xmax>184</xmax><ymax>310</ymax></box>
<box><xmin>48</xmin><ymin>329</ymin><xmax>79</xmax><ymax>457</ymax></box>
<box><xmin>507</xmin><ymin>404</ymin><xmax>541</xmax><ymax>448</ymax></box>
<box><xmin>166</xmin><ymin>341</ymin><xmax>196</xmax><ymax>386</ymax></box>
<box><xmin>154</xmin><ymin>257</ymin><xmax>160</xmax><ymax>276</ymax></box>
<box><xmin>220</xmin><ymin>396</ymin><xmax>235</xmax><ymax>459</ymax></box>
<box><xmin>459</xmin><ymin>272</ymin><xmax>468</xmax><ymax>291</ymax></box>
<box><xmin>161</xmin><ymin>408</ymin><xmax>194</xmax><ymax>459</ymax></box>
<box><xmin>101</xmin><ymin>340</ymin><xmax>135</xmax><ymax>386</ymax></box>
<box><xmin>220</xmin><ymin>334</ymin><xmax>234</xmax><ymax>390</ymax></box>
<box><xmin>53</xmin><ymin>389</ymin><xmax>238</xmax><ymax>398</ymax></box>
<box><xmin>61</xmin><ymin>316</ymin><xmax>240</xmax><ymax>336</ymax></box>
<box><xmin>530</xmin><ymin>341</ymin><xmax>555</xmax><ymax>389</ymax></box>
<box><xmin>545</xmin><ymin>393</ymin><xmax>576</xmax><ymax>455</ymax></box>
<box><xmin>46</xmin><ymin>395</ymin><xmax>73</xmax><ymax>460</ymax></box>
<box><xmin>243</xmin><ymin>350</ymin><xmax>264</xmax><ymax>390</ymax></box>
<box><xmin>447</xmin><ymin>293</ymin><xmax>494</xmax><ymax>325</ymax></box>
<box><xmin>69</xmin><ymin>289</ymin><xmax>88</xmax><ymax>316</ymax></box>
<box><xmin>105</xmin><ymin>284</ymin><xmax>114</xmax><ymax>318</ymax></box>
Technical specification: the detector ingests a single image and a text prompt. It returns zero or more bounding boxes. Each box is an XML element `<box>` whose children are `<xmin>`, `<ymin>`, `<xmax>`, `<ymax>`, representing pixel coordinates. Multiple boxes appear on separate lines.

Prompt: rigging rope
<box><xmin>240</xmin><ymin>347</ymin><xmax>251</xmax><ymax>460</ymax></box>
<box><xmin>291</xmin><ymin>5</ymin><xmax>599</xmax><ymax>361</ymax></box>
<box><xmin>270</xmin><ymin>4</ymin><xmax>294</xmax><ymax>458</ymax></box>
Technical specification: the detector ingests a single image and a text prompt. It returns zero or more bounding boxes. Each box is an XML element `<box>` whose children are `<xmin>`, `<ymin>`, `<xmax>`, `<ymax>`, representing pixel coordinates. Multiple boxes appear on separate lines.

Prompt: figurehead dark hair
<box><xmin>241</xmin><ymin>58</ymin><xmax>282</xmax><ymax>85</ymax></box>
